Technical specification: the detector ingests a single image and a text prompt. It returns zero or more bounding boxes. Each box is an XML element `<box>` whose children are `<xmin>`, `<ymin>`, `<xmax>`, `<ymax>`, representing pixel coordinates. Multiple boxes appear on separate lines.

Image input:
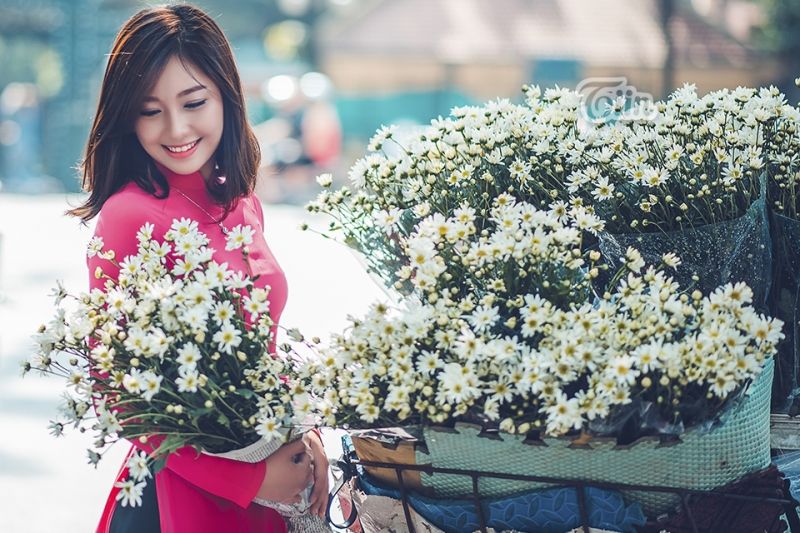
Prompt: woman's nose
<box><xmin>167</xmin><ymin>113</ymin><xmax>190</xmax><ymax>140</ymax></box>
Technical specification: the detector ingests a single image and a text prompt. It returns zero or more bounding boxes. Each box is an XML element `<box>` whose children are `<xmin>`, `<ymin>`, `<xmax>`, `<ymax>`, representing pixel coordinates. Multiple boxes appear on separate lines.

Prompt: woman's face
<box><xmin>135</xmin><ymin>55</ymin><xmax>224</xmax><ymax>179</ymax></box>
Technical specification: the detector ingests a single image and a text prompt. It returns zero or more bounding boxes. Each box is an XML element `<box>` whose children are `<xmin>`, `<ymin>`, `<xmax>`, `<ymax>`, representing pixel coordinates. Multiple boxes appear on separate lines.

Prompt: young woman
<box><xmin>68</xmin><ymin>5</ymin><xmax>329</xmax><ymax>532</ymax></box>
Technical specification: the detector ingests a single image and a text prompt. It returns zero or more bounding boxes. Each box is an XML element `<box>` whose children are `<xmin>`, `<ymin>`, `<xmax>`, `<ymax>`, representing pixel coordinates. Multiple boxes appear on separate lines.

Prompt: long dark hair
<box><xmin>68</xmin><ymin>3</ymin><xmax>260</xmax><ymax>222</ymax></box>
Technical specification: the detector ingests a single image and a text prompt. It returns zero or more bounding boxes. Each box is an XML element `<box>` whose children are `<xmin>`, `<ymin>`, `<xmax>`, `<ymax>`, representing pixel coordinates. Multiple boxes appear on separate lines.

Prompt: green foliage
<box><xmin>760</xmin><ymin>0</ymin><xmax>800</xmax><ymax>54</ymax></box>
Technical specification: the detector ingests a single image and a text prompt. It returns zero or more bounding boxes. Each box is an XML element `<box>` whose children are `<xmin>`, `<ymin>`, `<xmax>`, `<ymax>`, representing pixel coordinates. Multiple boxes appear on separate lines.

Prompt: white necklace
<box><xmin>172</xmin><ymin>187</ymin><xmax>230</xmax><ymax>235</ymax></box>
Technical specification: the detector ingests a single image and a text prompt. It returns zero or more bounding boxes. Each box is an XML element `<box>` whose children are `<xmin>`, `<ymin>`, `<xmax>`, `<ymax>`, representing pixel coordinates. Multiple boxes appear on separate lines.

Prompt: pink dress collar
<box><xmin>155</xmin><ymin>162</ymin><xmax>209</xmax><ymax>193</ymax></box>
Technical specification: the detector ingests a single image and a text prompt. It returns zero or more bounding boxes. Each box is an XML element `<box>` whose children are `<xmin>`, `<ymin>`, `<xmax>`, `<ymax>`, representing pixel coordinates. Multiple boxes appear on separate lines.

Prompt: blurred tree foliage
<box><xmin>0</xmin><ymin>36</ymin><xmax>63</xmax><ymax>98</ymax></box>
<box><xmin>758</xmin><ymin>0</ymin><xmax>800</xmax><ymax>101</ymax></box>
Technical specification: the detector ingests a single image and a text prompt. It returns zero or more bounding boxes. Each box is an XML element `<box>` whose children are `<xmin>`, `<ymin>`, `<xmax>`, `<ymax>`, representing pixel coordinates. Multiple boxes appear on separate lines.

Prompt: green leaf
<box><xmin>286</xmin><ymin>328</ymin><xmax>304</xmax><ymax>342</ymax></box>
<box><xmin>151</xmin><ymin>456</ymin><xmax>168</xmax><ymax>474</ymax></box>
<box><xmin>236</xmin><ymin>389</ymin><xmax>255</xmax><ymax>399</ymax></box>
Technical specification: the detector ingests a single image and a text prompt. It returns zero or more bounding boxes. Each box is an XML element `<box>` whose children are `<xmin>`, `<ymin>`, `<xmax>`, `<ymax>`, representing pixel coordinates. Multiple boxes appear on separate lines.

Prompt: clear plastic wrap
<box><xmin>599</xmin><ymin>193</ymin><xmax>772</xmax><ymax>309</ymax></box>
<box><xmin>773</xmin><ymin>450</ymin><xmax>800</xmax><ymax>503</ymax></box>
<box><xmin>768</xmin><ymin>210</ymin><xmax>800</xmax><ymax>410</ymax></box>
<box><xmin>585</xmin><ymin>377</ymin><xmax>751</xmax><ymax>439</ymax></box>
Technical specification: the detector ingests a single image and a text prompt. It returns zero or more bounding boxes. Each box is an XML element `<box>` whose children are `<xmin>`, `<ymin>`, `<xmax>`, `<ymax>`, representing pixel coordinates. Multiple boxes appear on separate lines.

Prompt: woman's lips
<box><xmin>163</xmin><ymin>139</ymin><xmax>200</xmax><ymax>159</ymax></box>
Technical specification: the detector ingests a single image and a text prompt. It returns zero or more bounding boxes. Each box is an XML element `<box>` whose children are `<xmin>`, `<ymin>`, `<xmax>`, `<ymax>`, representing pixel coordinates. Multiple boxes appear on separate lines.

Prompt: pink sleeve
<box><xmin>165</xmin><ymin>448</ymin><xmax>266</xmax><ymax>507</ymax></box>
<box><xmin>88</xmin><ymin>193</ymin><xmax>266</xmax><ymax>508</ymax></box>
<box><xmin>87</xmin><ymin>197</ymin><xmax>146</xmax><ymax>292</ymax></box>
<box><xmin>252</xmin><ymin>195</ymin><xmax>265</xmax><ymax>227</ymax></box>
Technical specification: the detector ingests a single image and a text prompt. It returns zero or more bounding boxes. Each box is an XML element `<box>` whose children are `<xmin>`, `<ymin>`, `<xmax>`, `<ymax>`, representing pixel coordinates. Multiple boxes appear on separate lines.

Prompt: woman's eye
<box><xmin>140</xmin><ymin>109</ymin><xmax>160</xmax><ymax>117</ymax></box>
<box><xmin>185</xmin><ymin>99</ymin><xmax>207</xmax><ymax>109</ymax></box>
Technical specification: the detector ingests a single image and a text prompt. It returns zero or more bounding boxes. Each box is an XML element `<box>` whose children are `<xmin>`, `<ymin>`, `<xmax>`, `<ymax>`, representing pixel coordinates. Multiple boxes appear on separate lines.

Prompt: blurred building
<box><xmin>318</xmin><ymin>0</ymin><xmax>779</xmax><ymax>138</ymax></box>
<box><xmin>0</xmin><ymin>0</ymin><xmax>786</xmax><ymax>195</ymax></box>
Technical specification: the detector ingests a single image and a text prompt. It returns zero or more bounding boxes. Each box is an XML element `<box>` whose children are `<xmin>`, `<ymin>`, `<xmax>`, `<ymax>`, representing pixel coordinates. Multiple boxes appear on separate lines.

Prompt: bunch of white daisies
<box><xmin>300</xmin><ymin>82</ymin><xmax>790</xmax><ymax>437</ymax></box>
<box><xmin>305</xmin><ymin>86</ymin><xmax>589</xmax><ymax>292</ymax></box>
<box><xmin>301</xmin><ymin>229</ymin><xmax>782</xmax><ymax>438</ymax></box>
<box><xmin>25</xmin><ymin>219</ymin><xmax>319</xmax><ymax>506</ymax></box>
<box><xmin>561</xmin><ymin>84</ymin><xmax>800</xmax><ymax>232</ymax></box>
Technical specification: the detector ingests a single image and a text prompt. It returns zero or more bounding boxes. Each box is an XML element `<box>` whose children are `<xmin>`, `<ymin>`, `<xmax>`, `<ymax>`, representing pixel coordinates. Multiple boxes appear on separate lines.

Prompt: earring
<box><xmin>214</xmin><ymin>162</ymin><xmax>227</xmax><ymax>184</ymax></box>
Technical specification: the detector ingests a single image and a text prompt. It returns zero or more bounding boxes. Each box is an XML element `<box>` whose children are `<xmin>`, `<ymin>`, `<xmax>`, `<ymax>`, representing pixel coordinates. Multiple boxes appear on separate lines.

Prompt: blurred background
<box><xmin>0</xmin><ymin>0</ymin><xmax>798</xmax><ymax>200</ymax></box>
<box><xmin>0</xmin><ymin>0</ymin><xmax>799</xmax><ymax>531</ymax></box>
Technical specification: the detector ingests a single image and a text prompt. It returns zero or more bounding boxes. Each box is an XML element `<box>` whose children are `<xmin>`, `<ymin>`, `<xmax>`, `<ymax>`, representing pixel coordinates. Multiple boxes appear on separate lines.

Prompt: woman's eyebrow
<box><xmin>143</xmin><ymin>84</ymin><xmax>207</xmax><ymax>103</ymax></box>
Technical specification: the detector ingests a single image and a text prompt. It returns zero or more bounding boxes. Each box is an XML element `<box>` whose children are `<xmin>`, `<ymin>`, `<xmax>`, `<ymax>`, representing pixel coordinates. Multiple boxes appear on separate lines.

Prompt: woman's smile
<box><xmin>163</xmin><ymin>138</ymin><xmax>201</xmax><ymax>159</ymax></box>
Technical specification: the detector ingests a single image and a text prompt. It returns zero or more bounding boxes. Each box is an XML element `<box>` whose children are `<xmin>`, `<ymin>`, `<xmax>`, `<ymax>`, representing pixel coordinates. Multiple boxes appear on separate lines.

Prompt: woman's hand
<box><xmin>256</xmin><ymin>438</ymin><xmax>313</xmax><ymax>504</ymax></box>
<box><xmin>304</xmin><ymin>430</ymin><xmax>330</xmax><ymax>517</ymax></box>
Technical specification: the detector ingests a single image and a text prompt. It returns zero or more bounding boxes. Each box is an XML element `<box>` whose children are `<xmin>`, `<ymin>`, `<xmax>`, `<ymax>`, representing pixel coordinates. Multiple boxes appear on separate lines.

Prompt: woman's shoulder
<box><xmin>101</xmin><ymin>181</ymin><xmax>160</xmax><ymax>209</ymax></box>
<box><xmin>103</xmin><ymin>180</ymin><xmax>170</xmax><ymax>211</ymax></box>
<box><xmin>243</xmin><ymin>192</ymin><xmax>265</xmax><ymax>227</ymax></box>
<box><xmin>95</xmin><ymin>182</ymin><xmax>169</xmax><ymax>236</ymax></box>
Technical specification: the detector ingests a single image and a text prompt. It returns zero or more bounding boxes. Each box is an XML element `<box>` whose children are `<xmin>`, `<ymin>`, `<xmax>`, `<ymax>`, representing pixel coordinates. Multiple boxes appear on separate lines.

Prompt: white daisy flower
<box><xmin>213</xmin><ymin>322</ymin><xmax>242</xmax><ymax>354</ymax></box>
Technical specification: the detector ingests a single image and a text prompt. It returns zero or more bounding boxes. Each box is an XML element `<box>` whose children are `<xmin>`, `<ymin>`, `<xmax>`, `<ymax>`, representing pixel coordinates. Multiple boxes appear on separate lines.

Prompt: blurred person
<box><xmin>255</xmin><ymin>79</ymin><xmax>341</xmax><ymax>204</ymax></box>
<box><xmin>66</xmin><ymin>5</ymin><xmax>329</xmax><ymax>532</ymax></box>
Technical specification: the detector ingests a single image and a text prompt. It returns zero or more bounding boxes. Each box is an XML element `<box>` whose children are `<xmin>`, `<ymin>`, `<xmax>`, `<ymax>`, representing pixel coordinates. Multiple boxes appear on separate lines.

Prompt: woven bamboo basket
<box><xmin>352</xmin><ymin>358</ymin><xmax>774</xmax><ymax>517</ymax></box>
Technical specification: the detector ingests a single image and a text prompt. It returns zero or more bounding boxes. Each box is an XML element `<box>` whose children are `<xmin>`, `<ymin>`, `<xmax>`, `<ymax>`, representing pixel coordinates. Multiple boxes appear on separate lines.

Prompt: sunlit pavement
<box><xmin>0</xmin><ymin>194</ymin><xmax>384</xmax><ymax>533</ymax></box>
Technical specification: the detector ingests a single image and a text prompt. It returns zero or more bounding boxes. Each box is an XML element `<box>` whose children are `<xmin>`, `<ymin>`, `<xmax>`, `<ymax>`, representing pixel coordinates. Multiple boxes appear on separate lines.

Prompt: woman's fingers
<box><xmin>304</xmin><ymin>433</ymin><xmax>330</xmax><ymax>517</ymax></box>
<box><xmin>308</xmin><ymin>483</ymin><xmax>326</xmax><ymax>516</ymax></box>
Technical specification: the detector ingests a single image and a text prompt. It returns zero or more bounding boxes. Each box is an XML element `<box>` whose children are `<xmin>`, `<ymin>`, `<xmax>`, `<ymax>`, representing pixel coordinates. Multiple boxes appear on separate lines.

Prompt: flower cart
<box><xmin>302</xmin><ymin>84</ymin><xmax>800</xmax><ymax>532</ymax></box>
<box><xmin>329</xmin><ymin>436</ymin><xmax>800</xmax><ymax>533</ymax></box>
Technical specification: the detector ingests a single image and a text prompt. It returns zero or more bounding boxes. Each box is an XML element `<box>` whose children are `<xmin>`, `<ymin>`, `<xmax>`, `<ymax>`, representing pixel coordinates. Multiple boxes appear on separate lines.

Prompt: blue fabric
<box><xmin>358</xmin><ymin>471</ymin><xmax>646</xmax><ymax>533</ymax></box>
<box><xmin>774</xmin><ymin>451</ymin><xmax>800</xmax><ymax>503</ymax></box>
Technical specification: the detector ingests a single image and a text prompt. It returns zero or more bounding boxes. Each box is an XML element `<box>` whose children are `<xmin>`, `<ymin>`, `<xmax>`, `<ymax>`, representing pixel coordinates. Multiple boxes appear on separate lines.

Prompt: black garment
<box><xmin>109</xmin><ymin>479</ymin><xmax>161</xmax><ymax>533</ymax></box>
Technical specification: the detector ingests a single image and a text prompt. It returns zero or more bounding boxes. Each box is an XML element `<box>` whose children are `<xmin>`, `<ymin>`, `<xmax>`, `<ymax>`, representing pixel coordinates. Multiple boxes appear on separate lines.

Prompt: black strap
<box><xmin>325</xmin><ymin>454</ymin><xmax>360</xmax><ymax>529</ymax></box>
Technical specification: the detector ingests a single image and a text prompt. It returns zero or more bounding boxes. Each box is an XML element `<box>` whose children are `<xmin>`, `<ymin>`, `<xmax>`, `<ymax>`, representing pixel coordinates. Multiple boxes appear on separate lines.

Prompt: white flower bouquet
<box><xmin>566</xmin><ymin>84</ymin><xmax>796</xmax><ymax>232</ymax></box>
<box><xmin>576</xmin><ymin>84</ymin><xmax>800</xmax><ymax>310</ymax></box>
<box><xmin>761</xmin><ymin>95</ymin><xmax>800</xmax><ymax>409</ymax></box>
<box><xmin>302</xmin><ymin>201</ymin><xmax>782</xmax><ymax>439</ymax></box>
<box><xmin>24</xmin><ymin>219</ymin><xmax>318</xmax><ymax>507</ymax></box>
<box><xmin>305</xmin><ymin>89</ymin><xmax>589</xmax><ymax>295</ymax></box>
